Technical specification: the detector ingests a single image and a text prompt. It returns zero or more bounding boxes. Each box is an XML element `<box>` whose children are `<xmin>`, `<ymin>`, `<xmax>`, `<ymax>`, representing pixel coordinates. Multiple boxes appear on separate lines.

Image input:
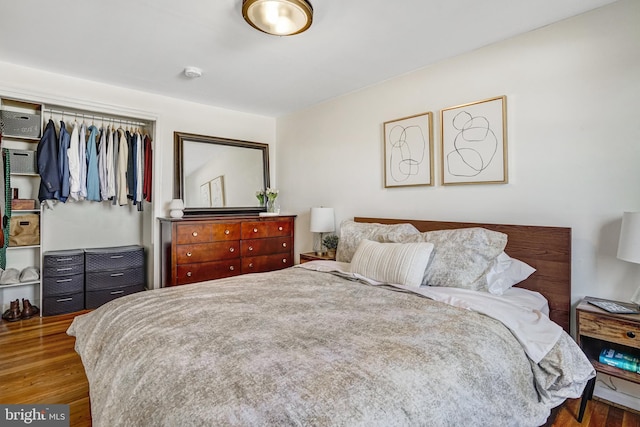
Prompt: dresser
<box><xmin>159</xmin><ymin>215</ymin><xmax>295</xmax><ymax>287</ymax></box>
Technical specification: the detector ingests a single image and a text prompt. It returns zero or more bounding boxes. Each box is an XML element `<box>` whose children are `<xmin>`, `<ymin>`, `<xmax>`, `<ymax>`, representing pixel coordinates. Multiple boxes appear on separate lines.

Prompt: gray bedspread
<box><xmin>68</xmin><ymin>267</ymin><xmax>594</xmax><ymax>427</ymax></box>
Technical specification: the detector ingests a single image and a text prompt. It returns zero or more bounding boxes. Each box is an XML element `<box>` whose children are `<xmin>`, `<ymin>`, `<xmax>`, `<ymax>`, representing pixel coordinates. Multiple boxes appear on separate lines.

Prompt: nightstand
<box><xmin>299</xmin><ymin>252</ymin><xmax>336</xmax><ymax>263</ymax></box>
<box><xmin>576</xmin><ymin>296</ymin><xmax>640</xmax><ymax>421</ymax></box>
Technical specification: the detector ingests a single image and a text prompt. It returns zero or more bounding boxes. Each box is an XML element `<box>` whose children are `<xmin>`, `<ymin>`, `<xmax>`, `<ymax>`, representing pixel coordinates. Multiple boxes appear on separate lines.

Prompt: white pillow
<box><xmin>350</xmin><ymin>239</ymin><xmax>434</xmax><ymax>288</ymax></box>
<box><xmin>486</xmin><ymin>252</ymin><xmax>536</xmax><ymax>295</ymax></box>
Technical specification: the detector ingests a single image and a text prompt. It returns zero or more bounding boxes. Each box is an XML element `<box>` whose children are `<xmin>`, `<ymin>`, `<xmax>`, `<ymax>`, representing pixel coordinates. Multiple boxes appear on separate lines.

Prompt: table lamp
<box><xmin>618</xmin><ymin>212</ymin><xmax>640</xmax><ymax>304</ymax></box>
<box><xmin>310</xmin><ymin>207</ymin><xmax>334</xmax><ymax>255</ymax></box>
<box><xmin>169</xmin><ymin>199</ymin><xmax>185</xmax><ymax>218</ymax></box>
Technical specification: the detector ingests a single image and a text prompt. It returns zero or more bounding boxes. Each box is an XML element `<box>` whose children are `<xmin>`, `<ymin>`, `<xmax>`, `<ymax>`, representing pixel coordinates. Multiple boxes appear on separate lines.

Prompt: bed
<box><xmin>67</xmin><ymin>217</ymin><xmax>594</xmax><ymax>427</ymax></box>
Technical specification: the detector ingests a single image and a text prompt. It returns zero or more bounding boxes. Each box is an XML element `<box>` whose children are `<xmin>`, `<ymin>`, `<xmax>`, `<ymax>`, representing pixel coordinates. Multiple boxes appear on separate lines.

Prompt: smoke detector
<box><xmin>184</xmin><ymin>67</ymin><xmax>203</xmax><ymax>78</ymax></box>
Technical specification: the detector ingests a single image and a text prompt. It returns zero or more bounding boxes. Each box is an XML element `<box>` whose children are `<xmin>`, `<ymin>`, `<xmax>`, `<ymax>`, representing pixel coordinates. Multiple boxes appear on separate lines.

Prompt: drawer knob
<box><xmin>230</xmin><ymin>266</ymin><xmax>235</xmax><ymax>271</ymax></box>
<box><xmin>186</xmin><ymin>252</ymin><xmax>192</xmax><ymax>257</ymax></box>
<box><xmin>249</xmin><ymin>263</ymin><xmax>254</xmax><ymax>268</ymax></box>
<box><xmin>192</xmin><ymin>231</ymin><xmax>198</xmax><ymax>237</ymax></box>
<box><xmin>627</xmin><ymin>331</ymin><xmax>636</xmax><ymax>339</ymax></box>
<box><xmin>187</xmin><ymin>272</ymin><xmax>192</xmax><ymax>277</ymax></box>
<box><xmin>249</xmin><ymin>246</ymin><xmax>253</xmax><ymax>251</ymax></box>
<box><xmin>282</xmin><ymin>258</ymin><xmax>287</xmax><ymax>263</ymax></box>
<box><xmin>279</xmin><ymin>226</ymin><xmax>283</xmax><ymax>231</ymax></box>
<box><xmin>253</xmin><ymin>228</ymin><xmax>258</xmax><ymax>233</ymax></box>
<box><xmin>282</xmin><ymin>243</ymin><xmax>287</xmax><ymax>248</ymax></box>
<box><xmin>225</xmin><ymin>229</ymin><xmax>230</xmax><ymax>235</ymax></box>
<box><xmin>229</xmin><ymin>247</ymin><xmax>235</xmax><ymax>253</ymax></box>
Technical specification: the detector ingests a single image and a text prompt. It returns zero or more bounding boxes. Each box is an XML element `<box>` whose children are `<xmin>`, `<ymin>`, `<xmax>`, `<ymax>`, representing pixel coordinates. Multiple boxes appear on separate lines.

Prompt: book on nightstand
<box><xmin>599</xmin><ymin>348</ymin><xmax>640</xmax><ymax>373</ymax></box>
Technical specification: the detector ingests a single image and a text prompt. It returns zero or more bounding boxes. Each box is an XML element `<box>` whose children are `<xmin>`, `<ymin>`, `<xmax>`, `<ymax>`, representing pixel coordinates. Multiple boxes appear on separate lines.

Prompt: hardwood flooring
<box><xmin>1</xmin><ymin>312</ymin><xmax>640</xmax><ymax>427</ymax></box>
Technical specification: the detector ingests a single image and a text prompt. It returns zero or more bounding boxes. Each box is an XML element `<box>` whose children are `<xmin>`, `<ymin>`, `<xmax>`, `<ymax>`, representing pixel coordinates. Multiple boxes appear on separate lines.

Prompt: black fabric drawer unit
<box><xmin>85</xmin><ymin>268</ymin><xmax>144</xmax><ymax>291</ymax></box>
<box><xmin>42</xmin><ymin>292</ymin><xmax>84</xmax><ymax>316</ymax></box>
<box><xmin>43</xmin><ymin>273</ymin><xmax>84</xmax><ymax>297</ymax></box>
<box><xmin>85</xmin><ymin>284</ymin><xmax>145</xmax><ymax>309</ymax></box>
<box><xmin>85</xmin><ymin>245</ymin><xmax>144</xmax><ymax>272</ymax></box>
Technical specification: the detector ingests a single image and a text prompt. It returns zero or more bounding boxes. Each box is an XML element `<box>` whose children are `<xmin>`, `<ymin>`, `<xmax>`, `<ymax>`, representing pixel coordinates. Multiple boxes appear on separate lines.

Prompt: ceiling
<box><xmin>0</xmin><ymin>0</ymin><xmax>618</xmax><ymax>117</ymax></box>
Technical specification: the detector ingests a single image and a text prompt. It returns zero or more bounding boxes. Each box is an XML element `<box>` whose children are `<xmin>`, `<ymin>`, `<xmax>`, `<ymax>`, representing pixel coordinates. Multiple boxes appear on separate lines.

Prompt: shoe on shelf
<box><xmin>21</xmin><ymin>299</ymin><xmax>39</xmax><ymax>319</ymax></box>
<box><xmin>2</xmin><ymin>299</ymin><xmax>22</xmax><ymax>322</ymax></box>
<box><xmin>0</xmin><ymin>268</ymin><xmax>20</xmax><ymax>285</ymax></box>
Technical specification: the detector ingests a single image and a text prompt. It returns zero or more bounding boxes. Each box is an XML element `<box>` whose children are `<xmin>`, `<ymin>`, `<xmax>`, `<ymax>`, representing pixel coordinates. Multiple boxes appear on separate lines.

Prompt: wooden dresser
<box><xmin>159</xmin><ymin>215</ymin><xmax>295</xmax><ymax>287</ymax></box>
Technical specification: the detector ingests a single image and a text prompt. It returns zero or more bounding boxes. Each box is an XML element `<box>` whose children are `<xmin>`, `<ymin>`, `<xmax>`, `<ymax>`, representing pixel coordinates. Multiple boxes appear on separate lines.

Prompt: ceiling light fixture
<box><xmin>242</xmin><ymin>0</ymin><xmax>313</xmax><ymax>36</ymax></box>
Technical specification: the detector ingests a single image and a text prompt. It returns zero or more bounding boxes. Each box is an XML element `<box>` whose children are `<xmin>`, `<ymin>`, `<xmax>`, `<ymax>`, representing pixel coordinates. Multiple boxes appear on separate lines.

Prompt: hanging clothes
<box><xmin>37</xmin><ymin>119</ymin><xmax>60</xmax><ymax>202</ymax></box>
<box><xmin>126</xmin><ymin>130</ymin><xmax>135</xmax><ymax>201</ymax></box>
<box><xmin>98</xmin><ymin>127</ymin><xmax>109</xmax><ymax>200</ymax></box>
<box><xmin>68</xmin><ymin>121</ymin><xmax>81</xmax><ymax>201</ymax></box>
<box><xmin>0</xmin><ymin>148</ymin><xmax>10</xmax><ymax>269</ymax></box>
<box><xmin>117</xmin><ymin>128</ymin><xmax>129</xmax><ymax>206</ymax></box>
<box><xmin>86</xmin><ymin>125</ymin><xmax>101</xmax><ymax>201</ymax></box>
<box><xmin>0</xmin><ymin>133</ymin><xmax>5</xmax><ymax>251</ymax></box>
<box><xmin>78</xmin><ymin>123</ymin><xmax>87</xmax><ymax>200</ymax></box>
<box><xmin>106</xmin><ymin>127</ymin><xmax>116</xmax><ymax>200</ymax></box>
<box><xmin>135</xmin><ymin>132</ymin><xmax>143</xmax><ymax>207</ymax></box>
<box><xmin>143</xmin><ymin>135</ymin><xmax>152</xmax><ymax>202</ymax></box>
<box><xmin>57</xmin><ymin>120</ymin><xmax>71</xmax><ymax>202</ymax></box>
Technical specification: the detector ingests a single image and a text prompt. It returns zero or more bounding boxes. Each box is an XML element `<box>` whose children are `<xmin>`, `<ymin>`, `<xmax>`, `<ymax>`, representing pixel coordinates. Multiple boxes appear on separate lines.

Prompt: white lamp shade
<box><xmin>169</xmin><ymin>199</ymin><xmax>185</xmax><ymax>210</ymax></box>
<box><xmin>618</xmin><ymin>212</ymin><xmax>640</xmax><ymax>264</ymax></box>
<box><xmin>310</xmin><ymin>207</ymin><xmax>335</xmax><ymax>233</ymax></box>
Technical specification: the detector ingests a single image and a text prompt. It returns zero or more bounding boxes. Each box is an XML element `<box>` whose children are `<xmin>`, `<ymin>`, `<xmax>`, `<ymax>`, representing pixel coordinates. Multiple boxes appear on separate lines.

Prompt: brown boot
<box><xmin>2</xmin><ymin>299</ymin><xmax>22</xmax><ymax>322</ymax></box>
<box><xmin>21</xmin><ymin>299</ymin><xmax>39</xmax><ymax>319</ymax></box>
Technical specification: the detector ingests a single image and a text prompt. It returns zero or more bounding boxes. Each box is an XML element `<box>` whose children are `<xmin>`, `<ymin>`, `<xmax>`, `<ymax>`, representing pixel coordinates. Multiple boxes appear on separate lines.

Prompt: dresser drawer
<box><xmin>579</xmin><ymin>311</ymin><xmax>640</xmax><ymax>349</ymax></box>
<box><xmin>176</xmin><ymin>241</ymin><xmax>240</xmax><ymax>264</ymax></box>
<box><xmin>43</xmin><ymin>292</ymin><xmax>84</xmax><ymax>316</ymax></box>
<box><xmin>86</xmin><ymin>267</ymin><xmax>144</xmax><ymax>291</ymax></box>
<box><xmin>176</xmin><ymin>260</ymin><xmax>242</xmax><ymax>285</ymax></box>
<box><xmin>242</xmin><ymin>253</ymin><xmax>293</xmax><ymax>274</ymax></box>
<box><xmin>85</xmin><ymin>245</ymin><xmax>144</xmax><ymax>271</ymax></box>
<box><xmin>241</xmin><ymin>236</ymin><xmax>292</xmax><ymax>257</ymax></box>
<box><xmin>85</xmin><ymin>283</ymin><xmax>145</xmax><ymax>309</ymax></box>
<box><xmin>43</xmin><ymin>249</ymin><xmax>84</xmax><ymax>267</ymax></box>
<box><xmin>176</xmin><ymin>223</ymin><xmax>240</xmax><ymax>244</ymax></box>
<box><xmin>43</xmin><ymin>273</ymin><xmax>84</xmax><ymax>296</ymax></box>
<box><xmin>44</xmin><ymin>263</ymin><xmax>85</xmax><ymax>277</ymax></box>
<box><xmin>241</xmin><ymin>219</ymin><xmax>292</xmax><ymax>239</ymax></box>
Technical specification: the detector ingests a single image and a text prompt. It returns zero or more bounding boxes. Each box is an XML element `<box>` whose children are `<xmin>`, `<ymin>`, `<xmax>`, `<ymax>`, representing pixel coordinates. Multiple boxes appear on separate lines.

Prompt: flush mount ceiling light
<box><xmin>242</xmin><ymin>0</ymin><xmax>313</xmax><ymax>36</ymax></box>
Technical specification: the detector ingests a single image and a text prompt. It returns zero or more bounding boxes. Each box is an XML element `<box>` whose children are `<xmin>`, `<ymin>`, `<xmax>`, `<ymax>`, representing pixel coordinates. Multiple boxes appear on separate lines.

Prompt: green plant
<box><xmin>323</xmin><ymin>234</ymin><xmax>339</xmax><ymax>250</ymax></box>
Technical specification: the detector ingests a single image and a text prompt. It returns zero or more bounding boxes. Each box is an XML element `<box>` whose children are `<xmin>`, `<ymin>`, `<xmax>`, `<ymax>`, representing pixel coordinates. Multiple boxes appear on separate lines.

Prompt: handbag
<box><xmin>9</xmin><ymin>214</ymin><xmax>40</xmax><ymax>247</ymax></box>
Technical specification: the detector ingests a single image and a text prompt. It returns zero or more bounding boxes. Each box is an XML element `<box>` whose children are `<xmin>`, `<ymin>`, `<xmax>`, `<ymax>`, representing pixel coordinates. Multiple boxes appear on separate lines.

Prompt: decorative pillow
<box><xmin>336</xmin><ymin>220</ymin><xmax>420</xmax><ymax>263</ymax></box>
<box><xmin>350</xmin><ymin>239</ymin><xmax>434</xmax><ymax>288</ymax></box>
<box><xmin>486</xmin><ymin>252</ymin><xmax>536</xmax><ymax>295</ymax></box>
<box><xmin>399</xmin><ymin>227</ymin><xmax>507</xmax><ymax>290</ymax></box>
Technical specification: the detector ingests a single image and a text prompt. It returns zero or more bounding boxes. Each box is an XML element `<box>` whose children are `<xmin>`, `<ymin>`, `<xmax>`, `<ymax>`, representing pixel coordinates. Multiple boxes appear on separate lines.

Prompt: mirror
<box><xmin>174</xmin><ymin>132</ymin><xmax>270</xmax><ymax>215</ymax></box>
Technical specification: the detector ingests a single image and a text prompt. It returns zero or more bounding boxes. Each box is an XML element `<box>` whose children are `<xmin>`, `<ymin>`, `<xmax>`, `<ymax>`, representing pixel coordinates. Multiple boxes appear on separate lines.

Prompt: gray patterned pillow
<box><xmin>399</xmin><ymin>227</ymin><xmax>507</xmax><ymax>291</ymax></box>
<box><xmin>336</xmin><ymin>220</ymin><xmax>420</xmax><ymax>263</ymax></box>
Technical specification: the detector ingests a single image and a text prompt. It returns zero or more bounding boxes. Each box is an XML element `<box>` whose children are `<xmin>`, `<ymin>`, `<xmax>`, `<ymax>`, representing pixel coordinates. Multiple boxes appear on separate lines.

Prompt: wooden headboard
<box><xmin>355</xmin><ymin>217</ymin><xmax>572</xmax><ymax>333</ymax></box>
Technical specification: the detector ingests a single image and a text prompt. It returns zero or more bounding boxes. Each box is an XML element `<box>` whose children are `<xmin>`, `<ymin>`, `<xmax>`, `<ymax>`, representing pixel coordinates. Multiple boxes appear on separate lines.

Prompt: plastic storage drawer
<box><xmin>85</xmin><ymin>284</ymin><xmax>144</xmax><ymax>309</ymax></box>
<box><xmin>85</xmin><ymin>268</ymin><xmax>144</xmax><ymax>291</ymax></box>
<box><xmin>85</xmin><ymin>245</ymin><xmax>144</xmax><ymax>272</ymax></box>
<box><xmin>43</xmin><ymin>249</ymin><xmax>84</xmax><ymax>268</ymax></box>
<box><xmin>42</xmin><ymin>273</ymin><xmax>84</xmax><ymax>297</ymax></box>
<box><xmin>42</xmin><ymin>292</ymin><xmax>84</xmax><ymax>316</ymax></box>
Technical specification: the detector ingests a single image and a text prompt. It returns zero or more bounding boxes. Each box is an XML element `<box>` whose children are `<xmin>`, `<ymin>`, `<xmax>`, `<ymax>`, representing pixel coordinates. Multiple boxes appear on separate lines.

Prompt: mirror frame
<box><xmin>174</xmin><ymin>131</ymin><xmax>270</xmax><ymax>216</ymax></box>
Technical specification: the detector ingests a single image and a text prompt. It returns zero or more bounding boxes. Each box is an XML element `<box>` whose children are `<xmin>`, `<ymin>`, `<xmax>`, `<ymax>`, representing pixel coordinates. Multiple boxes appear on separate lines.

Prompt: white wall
<box><xmin>0</xmin><ymin>61</ymin><xmax>276</xmax><ymax>289</ymax></box>
<box><xmin>277</xmin><ymin>0</ymin><xmax>640</xmax><ymax>307</ymax></box>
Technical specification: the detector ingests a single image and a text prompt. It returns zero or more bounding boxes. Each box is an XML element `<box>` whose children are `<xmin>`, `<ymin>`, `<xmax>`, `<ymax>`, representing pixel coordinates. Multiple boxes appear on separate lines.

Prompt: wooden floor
<box><xmin>1</xmin><ymin>313</ymin><xmax>640</xmax><ymax>427</ymax></box>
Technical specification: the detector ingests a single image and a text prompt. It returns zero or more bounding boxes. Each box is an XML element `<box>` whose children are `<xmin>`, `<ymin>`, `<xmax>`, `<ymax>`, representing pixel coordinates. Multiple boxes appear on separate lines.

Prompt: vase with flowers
<box><xmin>266</xmin><ymin>187</ymin><xmax>279</xmax><ymax>213</ymax></box>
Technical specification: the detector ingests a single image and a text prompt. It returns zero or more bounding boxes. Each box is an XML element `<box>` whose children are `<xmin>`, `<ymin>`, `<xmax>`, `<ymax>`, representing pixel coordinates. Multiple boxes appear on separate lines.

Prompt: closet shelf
<box><xmin>0</xmin><ymin>280</ymin><xmax>40</xmax><ymax>289</ymax></box>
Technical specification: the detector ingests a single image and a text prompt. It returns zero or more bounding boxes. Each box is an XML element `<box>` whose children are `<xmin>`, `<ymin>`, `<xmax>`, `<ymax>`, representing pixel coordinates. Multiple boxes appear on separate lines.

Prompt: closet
<box><xmin>0</xmin><ymin>95</ymin><xmax>156</xmax><ymax>315</ymax></box>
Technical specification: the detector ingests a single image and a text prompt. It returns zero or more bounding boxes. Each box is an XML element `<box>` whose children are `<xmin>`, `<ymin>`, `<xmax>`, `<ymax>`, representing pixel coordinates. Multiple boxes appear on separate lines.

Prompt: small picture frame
<box><xmin>440</xmin><ymin>96</ymin><xmax>507</xmax><ymax>185</ymax></box>
<box><xmin>209</xmin><ymin>175</ymin><xmax>225</xmax><ymax>208</ymax></box>
<box><xmin>383</xmin><ymin>112</ymin><xmax>434</xmax><ymax>188</ymax></box>
<box><xmin>200</xmin><ymin>182</ymin><xmax>211</xmax><ymax>206</ymax></box>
